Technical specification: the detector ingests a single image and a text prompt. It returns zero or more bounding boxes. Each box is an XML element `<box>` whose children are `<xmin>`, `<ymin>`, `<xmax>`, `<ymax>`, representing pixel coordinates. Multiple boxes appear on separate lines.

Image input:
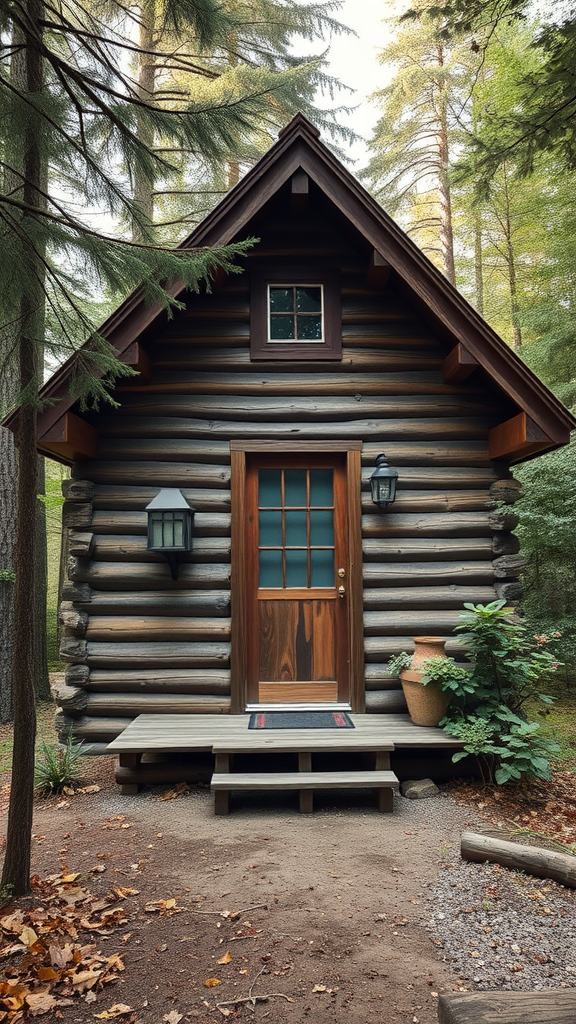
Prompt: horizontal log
<box><xmin>364</xmin><ymin>666</ymin><xmax>400</xmax><ymax>690</ymax></box>
<box><xmin>90</xmin><ymin>510</ymin><xmax>230</xmax><ymax>536</ymax></box>
<box><xmin>64</xmin><ymin>589</ymin><xmax>230</xmax><ymax>617</ymax></box>
<box><xmin>363</xmin><ymin>467</ymin><xmax>498</xmax><ymax>490</ymax></box>
<box><xmin>84</xmin><ymin>693</ymin><xmax>231</xmax><ymax>717</ymax></box>
<box><xmin>68</xmin><ymin>532</ymin><xmax>94</xmax><ymax>557</ymax></box>
<box><xmin>492</xmin><ymin>554</ymin><xmax>525</xmax><ymax>579</ymax></box>
<box><xmin>108</xmin><ymin>393</ymin><xmax>499</xmax><ymax>421</ymax></box>
<box><xmin>69</xmin><ymin>560</ymin><xmax>230</xmax><ymax>590</ymax></box>
<box><xmin>93</xmin><ymin>485</ymin><xmax>230</xmax><ymax>512</ymax></box>
<box><xmin>59</xmin><ymin>603</ymin><xmax>89</xmax><ymax>637</ymax></box>
<box><xmin>363</xmin><ymin>586</ymin><xmax>496</xmax><ymax>610</ymax></box>
<box><xmin>89</xmin><ymin>535</ymin><xmax>230</xmax><ymax>563</ymax></box>
<box><xmin>51</xmin><ymin>682</ymin><xmax>88</xmax><ymax>713</ymax></box>
<box><xmin>489</xmin><ymin>477</ymin><xmax>523</xmax><ymax>504</ymax></box>
<box><xmin>364</xmin><ymin>610</ymin><xmax>465</xmax><ymax>636</ymax></box>
<box><xmin>365</xmin><ymin>690</ymin><xmax>408</xmax><ymax>714</ymax></box>
<box><xmin>56</xmin><ymin>713</ymin><xmax>133</xmax><ymax>743</ymax></box>
<box><xmin>123</xmin><ymin>370</ymin><xmax>484</xmax><ymax>397</ymax></box>
<box><xmin>363</xmin><ymin>539</ymin><xmax>493</xmax><ymax>562</ymax></box>
<box><xmin>123</xmin><ymin>345</ymin><xmax>442</xmax><ymax>374</ymax></box>
<box><xmin>487</xmin><ymin>509</ymin><xmax>519</xmax><ymax>531</ymax></box>
<box><xmin>95</xmin><ymin>415</ymin><xmax>494</xmax><ymax>442</ymax></box>
<box><xmin>60</xmin><ymin>636</ymin><xmax>88</xmax><ymax>663</ymax></box>
<box><xmin>85</xmin><ymin>642</ymin><xmax>230</xmax><ymax>668</ymax></box>
<box><xmin>363</xmin><ymin>561</ymin><xmax>495</xmax><ymax>586</ymax></box>
<box><xmin>363</xmin><ymin>441</ymin><xmax>492</xmax><ymax>467</ymax></box>
<box><xmin>362</xmin><ymin>512</ymin><xmax>492</xmax><ymax>538</ymax></box>
<box><xmin>86</xmin><ymin>616</ymin><xmax>231</xmax><ymax>642</ymax></box>
<box><xmin>494</xmin><ymin>580</ymin><xmax>522</xmax><ymax>603</ymax></box>
<box><xmin>98</xmin><ymin>438</ymin><xmax>231</xmax><ymax>464</ymax></box>
<box><xmin>362</xmin><ymin>490</ymin><xmax>491</xmax><ymax>514</ymax></box>
<box><xmin>65</xmin><ymin>664</ymin><xmax>90</xmax><ymax>688</ymax></box>
<box><xmin>87</xmin><ymin>668</ymin><xmax>230</xmax><ymax>694</ymax></box>
<box><xmin>460</xmin><ymin>831</ymin><xmax>576</xmax><ymax>889</ymax></box>
<box><xmin>62</xmin><ymin>501</ymin><xmax>93</xmax><ymax>529</ymax></box>
<box><xmin>62</xmin><ymin>479</ymin><xmax>95</xmax><ymax>502</ymax></box>
<box><xmin>364</xmin><ymin>637</ymin><xmax>466</xmax><ymax>661</ymax></box>
<box><xmin>73</xmin><ymin>461</ymin><xmax>230</xmax><ymax>488</ymax></box>
<box><xmin>438</xmin><ymin>990</ymin><xmax>576</xmax><ymax>1024</ymax></box>
<box><xmin>492</xmin><ymin>533</ymin><xmax>520</xmax><ymax>555</ymax></box>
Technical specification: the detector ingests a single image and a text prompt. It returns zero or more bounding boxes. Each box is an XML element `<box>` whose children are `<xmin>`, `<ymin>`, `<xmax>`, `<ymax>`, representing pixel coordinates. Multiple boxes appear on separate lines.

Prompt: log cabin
<box><xmin>6</xmin><ymin>113</ymin><xmax>575</xmax><ymax>804</ymax></box>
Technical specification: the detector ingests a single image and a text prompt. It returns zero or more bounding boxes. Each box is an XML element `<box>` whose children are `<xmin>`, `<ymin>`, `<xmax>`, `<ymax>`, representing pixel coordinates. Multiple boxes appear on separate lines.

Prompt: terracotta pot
<box><xmin>411</xmin><ymin>636</ymin><xmax>447</xmax><ymax>671</ymax></box>
<box><xmin>399</xmin><ymin>669</ymin><xmax>450</xmax><ymax>728</ymax></box>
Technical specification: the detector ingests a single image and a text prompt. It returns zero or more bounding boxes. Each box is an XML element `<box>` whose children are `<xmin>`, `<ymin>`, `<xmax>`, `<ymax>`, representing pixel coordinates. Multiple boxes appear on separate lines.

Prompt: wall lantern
<box><xmin>145</xmin><ymin>488</ymin><xmax>195</xmax><ymax>580</ymax></box>
<box><xmin>370</xmin><ymin>453</ymin><xmax>398</xmax><ymax>508</ymax></box>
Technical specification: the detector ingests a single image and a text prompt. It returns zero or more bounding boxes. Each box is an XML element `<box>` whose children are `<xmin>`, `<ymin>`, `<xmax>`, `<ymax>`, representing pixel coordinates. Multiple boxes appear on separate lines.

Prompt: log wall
<box><xmin>57</xmin><ymin>202</ymin><xmax>522</xmax><ymax>743</ymax></box>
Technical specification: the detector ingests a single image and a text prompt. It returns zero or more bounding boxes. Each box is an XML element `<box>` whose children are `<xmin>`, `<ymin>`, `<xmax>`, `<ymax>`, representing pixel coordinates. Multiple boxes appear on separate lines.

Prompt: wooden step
<box><xmin>211</xmin><ymin>770</ymin><xmax>399</xmax><ymax>815</ymax></box>
<box><xmin>438</xmin><ymin>989</ymin><xmax>576</xmax><ymax>1024</ymax></box>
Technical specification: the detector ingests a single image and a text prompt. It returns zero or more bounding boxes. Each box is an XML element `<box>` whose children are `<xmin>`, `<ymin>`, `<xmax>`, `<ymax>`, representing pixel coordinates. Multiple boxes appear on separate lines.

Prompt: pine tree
<box><xmin>0</xmin><ymin>0</ymin><xmax>267</xmax><ymax>898</ymax></box>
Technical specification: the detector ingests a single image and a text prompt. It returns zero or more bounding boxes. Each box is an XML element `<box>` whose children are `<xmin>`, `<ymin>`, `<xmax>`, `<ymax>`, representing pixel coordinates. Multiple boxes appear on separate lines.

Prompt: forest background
<box><xmin>1</xmin><ymin>0</ymin><xmax>575</xmax><ymax>703</ymax></box>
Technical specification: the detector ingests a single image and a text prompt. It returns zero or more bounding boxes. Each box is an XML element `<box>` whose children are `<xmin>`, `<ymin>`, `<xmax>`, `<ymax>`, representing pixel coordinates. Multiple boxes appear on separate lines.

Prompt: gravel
<box><xmin>426</xmin><ymin>854</ymin><xmax>576</xmax><ymax>991</ymax></box>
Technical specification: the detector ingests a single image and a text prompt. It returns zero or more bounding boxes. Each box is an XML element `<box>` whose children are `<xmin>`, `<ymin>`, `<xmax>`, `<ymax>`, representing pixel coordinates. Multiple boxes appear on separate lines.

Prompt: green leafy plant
<box><xmin>34</xmin><ymin>733</ymin><xmax>84</xmax><ymax>794</ymax></box>
<box><xmin>0</xmin><ymin>569</ymin><xmax>16</xmax><ymax>582</ymax></box>
<box><xmin>388</xmin><ymin>651</ymin><xmax>472</xmax><ymax>694</ymax></box>
<box><xmin>442</xmin><ymin>601</ymin><xmax>561</xmax><ymax>784</ymax></box>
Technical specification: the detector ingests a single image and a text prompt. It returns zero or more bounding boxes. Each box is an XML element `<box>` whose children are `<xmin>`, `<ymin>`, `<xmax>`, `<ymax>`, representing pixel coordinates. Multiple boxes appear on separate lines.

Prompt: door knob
<box><xmin>338</xmin><ymin>585</ymin><xmax>346</xmax><ymax>598</ymax></box>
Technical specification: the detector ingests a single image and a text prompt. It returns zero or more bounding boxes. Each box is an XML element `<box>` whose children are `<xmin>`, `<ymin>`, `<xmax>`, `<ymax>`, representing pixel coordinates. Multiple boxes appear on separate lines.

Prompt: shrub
<box><xmin>442</xmin><ymin>601</ymin><xmax>561</xmax><ymax>784</ymax></box>
<box><xmin>35</xmin><ymin>732</ymin><xmax>84</xmax><ymax>794</ymax></box>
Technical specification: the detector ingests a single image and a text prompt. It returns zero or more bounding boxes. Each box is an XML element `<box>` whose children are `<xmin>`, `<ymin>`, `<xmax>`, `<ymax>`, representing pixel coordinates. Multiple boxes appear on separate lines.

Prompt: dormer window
<box><xmin>250</xmin><ymin>265</ymin><xmax>341</xmax><ymax>360</ymax></box>
<box><xmin>268</xmin><ymin>285</ymin><xmax>323</xmax><ymax>342</ymax></box>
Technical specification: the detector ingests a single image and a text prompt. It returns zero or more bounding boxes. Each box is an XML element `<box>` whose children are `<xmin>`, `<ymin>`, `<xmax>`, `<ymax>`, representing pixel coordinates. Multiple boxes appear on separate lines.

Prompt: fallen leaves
<box><xmin>143</xmin><ymin>899</ymin><xmax>180</xmax><ymax>917</ymax></box>
<box><xmin>217</xmin><ymin>952</ymin><xmax>232</xmax><ymax>965</ymax></box>
<box><xmin>158</xmin><ymin>783</ymin><xmax>190</xmax><ymax>802</ymax></box>
<box><xmin>204</xmin><ymin>979</ymin><xmax>221</xmax><ymax>988</ymax></box>
<box><xmin>94</xmin><ymin>1003</ymin><xmax>133</xmax><ymax>1018</ymax></box>
<box><xmin>0</xmin><ymin>869</ymin><xmax>135</xmax><ymax>1023</ymax></box>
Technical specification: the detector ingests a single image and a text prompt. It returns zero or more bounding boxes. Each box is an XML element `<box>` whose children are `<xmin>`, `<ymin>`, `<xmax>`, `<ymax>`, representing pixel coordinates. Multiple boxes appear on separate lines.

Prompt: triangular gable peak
<box><xmin>9</xmin><ymin>112</ymin><xmax>575</xmax><ymax>462</ymax></box>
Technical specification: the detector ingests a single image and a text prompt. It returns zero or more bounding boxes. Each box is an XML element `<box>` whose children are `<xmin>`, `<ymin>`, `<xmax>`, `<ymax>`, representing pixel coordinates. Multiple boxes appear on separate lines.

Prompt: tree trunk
<box><xmin>35</xmin><ymin>455</ymin><xmax>50</xmax><ymax>701</ymax></box>
<box><xmin>132</xmin><ymin>0</ymin><xmax>156</xmax><ymax>242</ymax></box>
<box><xmin>436</xmin><ymin>44</ymin><xmax>456</xmax><ymax>286</ymax></box>
<box><xmin>501</xmin><ymin>164</ymin><xmax>522</xmax><ymax>349</ymax></box>
<box><xmin>1</xmin><ymin>0</ymin><xmax>43</xmax><ymax>899</ymax></box>
<box><xmin>473</xmin><ymin>206</ymin><xmax>484</xmax><ymax>315</ymax></box>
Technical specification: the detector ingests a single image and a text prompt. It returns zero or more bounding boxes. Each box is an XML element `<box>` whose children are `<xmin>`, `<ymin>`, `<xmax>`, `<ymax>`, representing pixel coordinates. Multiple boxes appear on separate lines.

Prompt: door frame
<box><xmin>230</xmin><ymin>440</ymin><xmax>364</xmax><ymax>713</ymax></box>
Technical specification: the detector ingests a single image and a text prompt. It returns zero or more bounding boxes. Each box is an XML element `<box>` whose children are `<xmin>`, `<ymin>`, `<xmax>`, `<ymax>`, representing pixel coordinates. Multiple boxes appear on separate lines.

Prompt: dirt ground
<box><xmin>1</xmin><ymin>756</ymin><xmax>488</xmax><ymax>1024</ymax></box>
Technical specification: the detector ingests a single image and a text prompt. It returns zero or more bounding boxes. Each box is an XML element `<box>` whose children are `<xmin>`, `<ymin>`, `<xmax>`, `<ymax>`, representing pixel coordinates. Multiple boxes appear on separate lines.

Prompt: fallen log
<box><xmin>438</xmin><ymin>989</ymin><xmax>576</xmax><ymax>1024</ymax></box>
<box><xmin>460</xmin><ymin>831</ymin><xmax>576</xmax><ymax>889</ymax></box>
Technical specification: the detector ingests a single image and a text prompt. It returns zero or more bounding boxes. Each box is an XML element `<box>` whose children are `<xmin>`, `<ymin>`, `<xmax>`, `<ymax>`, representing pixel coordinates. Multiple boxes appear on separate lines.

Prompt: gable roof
<box><xmin>5</xmin><ymin>112</ymin><xmax>575</xmax><ymax>463</ymax></box>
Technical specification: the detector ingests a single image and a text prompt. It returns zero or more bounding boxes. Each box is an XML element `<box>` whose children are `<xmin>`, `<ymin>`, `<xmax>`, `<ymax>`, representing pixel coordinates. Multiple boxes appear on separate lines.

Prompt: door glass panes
<box><xmin>268</xmin><ymin>286</ymin><xmax>323</xmax><ymax>342</ymax></box>
<box><xmin>258</xmin><ymin>467</ymin><xmax>335</xmax><ymax>588</ymax></box>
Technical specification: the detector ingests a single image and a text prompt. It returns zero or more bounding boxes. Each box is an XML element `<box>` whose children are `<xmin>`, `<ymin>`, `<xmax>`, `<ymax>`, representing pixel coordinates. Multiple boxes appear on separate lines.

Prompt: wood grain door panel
<box><xmin>246</xmin><ymin>454</ymin><xmax>350</xmax><ymax>705</ymax></box>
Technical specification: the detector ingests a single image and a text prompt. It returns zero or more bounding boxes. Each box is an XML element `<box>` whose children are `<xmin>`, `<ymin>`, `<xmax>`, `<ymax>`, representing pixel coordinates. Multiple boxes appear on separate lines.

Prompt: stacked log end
<box><xmin>56</xmin><ymin>212</ymin><xmax>525</xmax><ymax>745</ymax></box>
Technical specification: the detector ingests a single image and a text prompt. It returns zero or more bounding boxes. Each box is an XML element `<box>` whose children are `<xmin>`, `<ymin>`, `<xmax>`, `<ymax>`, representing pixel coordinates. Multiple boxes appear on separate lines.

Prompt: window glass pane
<box><xmin>285</xmin><ymin>510</ymin><xmax>307</xmax><ymax>546</ymax></box>
<box><xmin>284</xmin><ymin>469</ymin><xmax>307</xmax><ymax>506</ymax></box>
<box><xmin>296</xmin><ymin>287</ymin><xmax>322</xmax><ymax>312</ymax></box>
<box><xmin>310</xmin><ymin>510</ymin><xmax>333</xmax><ymax>546</ymax></box>
<box><xmin>310</xmin><ymin>469</ymin><xmax>333</xmax><ymax>507</ymax></box>
<box><xmin>297</xmin><ymin>315</ymin><xmax>322</xmax><ymax>340</ymax></box>
<box><xmin>270</xmin><ymin>315</ymin><xmax>295</xmax><ymax>340</ymax></box>
<box><xmin>311</xmin><ymin>548</ymin><xmax>334</xmax><ymax>587</ymax></box>
<box><xmin>151</xmin><ymin>514</ymin><xmax>164</xmax><ymax>548</ymax></box>
<box><xmin>286</xmin><ymin>549</ymin><xmax>308</xmax><ymax>587</ymax></box>
<box><xmin>259</xmin><ymin>510</ymin><xmax>282</xmax><ymax>546</ymax></box>
<box><xmin>173</xmin><ymin>513</ymin><xmax>184</xmax><ymax>547</ymax></box>
<box><xmin>259</xmin><ymin>469</ymin><xmax>282</xmax><ymax>507</ymax></box>
<box><xmin>269</xmin><ymin>287</ymin><xmax>294</xmax><ymax>313</ymax></box>
<box><xmin>259</xmin><ymin>549</ymin><xmax>283</xmax><ymax>587</ymax></box>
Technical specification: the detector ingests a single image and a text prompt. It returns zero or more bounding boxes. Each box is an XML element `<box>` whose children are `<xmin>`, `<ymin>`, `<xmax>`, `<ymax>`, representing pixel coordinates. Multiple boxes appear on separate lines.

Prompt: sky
<box><xmin>322</xmin><ymin>0</ymin><xmax>394</xmax><ymax>168</ymax></box>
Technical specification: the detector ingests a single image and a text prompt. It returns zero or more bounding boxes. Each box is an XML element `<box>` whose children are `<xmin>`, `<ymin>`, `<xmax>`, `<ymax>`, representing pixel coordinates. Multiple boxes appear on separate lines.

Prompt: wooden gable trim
<box><xmin>442</xmin><ymin>343</ymin><xmax>479</xmax><ymax>383</ymax></box>
<box><xmin>39</xmin><ymin>411</ymin><xmax>98</xmax><ymax>463</ymax></box>
<box><xmin>489</xmin><ymin>412</ymin><xmax>552</xmax><ymax>461</ymax></box>
<box><xmin>8</xmin><ymin>114</ymin><xmax>574</xmax><ymax>456</ymax></box>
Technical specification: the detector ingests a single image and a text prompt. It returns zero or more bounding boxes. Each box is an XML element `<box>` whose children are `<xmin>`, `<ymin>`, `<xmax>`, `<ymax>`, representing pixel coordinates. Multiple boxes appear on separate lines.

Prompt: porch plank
<box><xmin>210</xmin><ymin>770</ymin><xmax>399</xmax><ymax>789</ymax></box>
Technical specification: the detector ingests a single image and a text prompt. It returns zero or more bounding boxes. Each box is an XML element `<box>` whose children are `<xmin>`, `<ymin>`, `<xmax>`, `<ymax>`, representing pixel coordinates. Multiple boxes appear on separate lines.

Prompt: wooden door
<box><xmin>245</xmin><ymin>454</ymin><xmax>350</xmax><ymax>705</ymax></box>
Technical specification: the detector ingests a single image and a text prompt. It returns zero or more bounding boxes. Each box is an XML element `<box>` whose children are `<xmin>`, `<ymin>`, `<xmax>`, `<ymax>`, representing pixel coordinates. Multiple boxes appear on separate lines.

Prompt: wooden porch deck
<box><xmin>107</xmin><ymin>714</ymin><xmax>462</xmax><ymax>811</ymax></box>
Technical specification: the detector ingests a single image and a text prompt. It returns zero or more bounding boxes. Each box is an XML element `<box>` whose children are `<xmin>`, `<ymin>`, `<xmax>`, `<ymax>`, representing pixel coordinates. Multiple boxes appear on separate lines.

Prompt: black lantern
<box><xmin>370</xmin><ymin>453</ymin><xmax>398</xmax><ymax>508</ymax></box>
<box><xmin>145</xmin><ymin>488</ymin><xmax>195</xmax><ymax>580</ymax></box>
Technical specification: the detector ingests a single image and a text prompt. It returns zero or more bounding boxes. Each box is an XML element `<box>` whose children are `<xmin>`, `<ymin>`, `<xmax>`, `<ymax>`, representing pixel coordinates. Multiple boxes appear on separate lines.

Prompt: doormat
<box><xmin>248</xmin><ymin>712</ymin><xmax>354</xmax><ymax>730</ymax></box>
